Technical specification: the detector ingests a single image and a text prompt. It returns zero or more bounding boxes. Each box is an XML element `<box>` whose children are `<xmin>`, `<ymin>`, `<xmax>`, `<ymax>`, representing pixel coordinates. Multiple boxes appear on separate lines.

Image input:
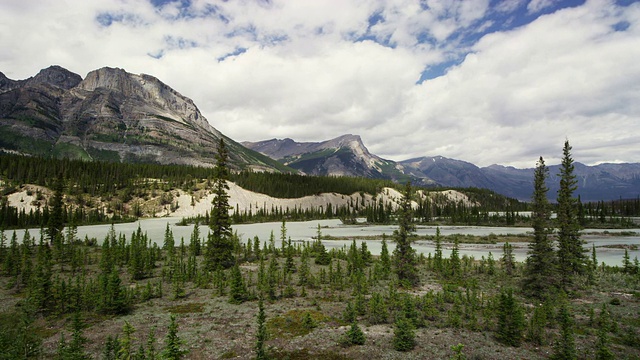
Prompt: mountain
<box><xmin>243</xmin><ymin>134</ymin><xmax>426</xmax><ymax>184</ymax></box>
<box><xmin>246</xmin><ymin>135</ymin><xmax>639</xmax><ymax>202</ymax></box>
<box><xmin>0</xmin><ymin>66</ymin><xmax>289</xmax><ymax>172</ymax></box>
<box><xmin>482</xmin><ymin>162</ymin><xmax>640</xmax><ymax>202</ymax></box>
<box><xmin>399</xmin><ymin>155</ymin><xmax>640</xmax><ymax>202</ymax></box>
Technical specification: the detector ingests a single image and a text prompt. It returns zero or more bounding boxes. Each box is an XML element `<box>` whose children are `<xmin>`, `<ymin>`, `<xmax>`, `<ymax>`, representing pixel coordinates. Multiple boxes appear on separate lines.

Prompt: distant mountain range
<box><xmin>243</xmin><ymin>137</ymin><xmax>640</xmax><ymax>202</ymax></box>
<box><xmin>2</xmin><ymin>66</ymin><xmax>638</xmax><ymax>202</ymax></box>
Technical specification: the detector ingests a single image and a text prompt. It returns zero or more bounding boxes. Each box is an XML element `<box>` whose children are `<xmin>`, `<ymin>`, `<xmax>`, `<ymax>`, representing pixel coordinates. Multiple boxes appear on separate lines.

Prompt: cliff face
<box><xmin>0</xmin><ymin>66</ymin><xmax>285</xmax><ymax>171</ymax></box>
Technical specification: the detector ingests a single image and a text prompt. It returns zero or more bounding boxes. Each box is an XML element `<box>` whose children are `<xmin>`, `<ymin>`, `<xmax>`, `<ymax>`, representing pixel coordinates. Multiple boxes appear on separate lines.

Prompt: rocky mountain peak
<box><xmin>0</xmin><ymin>71</ymin><xmax>19</xmax><ymax>93</ymax></box>
<box><xmin>76</xmin><ymin>67</ymin><xmax>215</xmax><ymax>133</ymax></box>
<box><xmin>26</xmin><ymin>65</ymin><xmax>82</xmax><ymax>90</ymax></box>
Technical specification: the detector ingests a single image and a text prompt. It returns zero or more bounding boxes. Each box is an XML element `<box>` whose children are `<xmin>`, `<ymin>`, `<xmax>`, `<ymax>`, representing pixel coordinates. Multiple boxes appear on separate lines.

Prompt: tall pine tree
<box><xmin>205</xmin><ymin>139</ymin><xmax>235</xmax><ymax>271</ymax></box>
<box><xmin>556</xmin><ymin>140</ymin><xmax>586</xmax><ymax>290</ymax></box>
<box><xmin>393</xmin><ymin>182</ymin><xmax>419</xmax><ymax>288</ymax></box>
<box><xmin>523</xmin><ymin>157</ymin><xmax>557</xmax><ymax>299</ymax></box>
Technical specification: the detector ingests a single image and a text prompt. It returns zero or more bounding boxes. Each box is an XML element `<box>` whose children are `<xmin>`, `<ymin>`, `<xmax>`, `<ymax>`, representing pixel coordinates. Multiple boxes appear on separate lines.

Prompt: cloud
<box><xmin>0</xmin><ymin>0</ymin><xmax>639</xmax><ymax>168</ymax></box>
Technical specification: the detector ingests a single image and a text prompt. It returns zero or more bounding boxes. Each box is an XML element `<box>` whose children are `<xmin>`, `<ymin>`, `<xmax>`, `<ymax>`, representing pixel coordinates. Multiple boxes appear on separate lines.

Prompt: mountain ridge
<box><xmin>0</xmin><ymin>65</ymin><xmax>288</xmax><ymax>172</ymax></box>
<box><xmin>246</xmin><ymin>136</ymin><xmax>640</xmax><ymax>202</ymax></box>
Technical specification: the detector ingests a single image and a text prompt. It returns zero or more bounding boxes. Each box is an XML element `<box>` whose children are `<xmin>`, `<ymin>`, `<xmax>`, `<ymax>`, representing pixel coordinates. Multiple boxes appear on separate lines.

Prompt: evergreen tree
<box><xmin>556</xmin><ymin>140</ymin><xmax>586</xmax><ymax>290</ymax></box>
<box><xmin>162</xmin><ymin>315</ymin><xmax>188</xmax><ymax>360</ymax></box>
<box><xmin>495</xmin><ymin>288</ymin><xmax>525</xmax><ymax>346</ymax></box>
<box><xmin>393</xmin><ymin>315</ymin><xmax>416</xmax><ymax>352</ymax></box>
<box><xmin>228</xmin><ymin>263</ymin><xmax>247</xmax><ymax>304</ymax></box>
<box><xmin>146</xmin><ymin>326</ymin><xmax>158</xmax><ymax>360</ymax></box>
<box><xmin>61</xmin><ymin>312</ymin><xmax>90</xmax><ymax>360</ymax></box>
<box><xmin>255</xmin><ymin>297</ymin><xmax>268</xmax><ymax>360</ymax></box>
<box><xmin>501</xmin><ymin>242</ymin><xmax>515</xmax><ymax>276</ymax></box>
<box><xmin>205</xmin><ymin>139</ymin><xmax>235</xmax><ymax>271</ymax></box>
<box><xmin>523</xmin><ymin>157</ymin><xmax>557</xmax><ymax>299</ymax></box>
<box><xmin>380</xmin><ymin>236</ymin><xmax>391</xmax><ymax>277</ymax></box>
<box><xmin>552</xmin><ymin>298</ymin><xmax>577</xmax><ymax>360</ymax></box>
<box><xmin>118</xmin><ymin>321</ymin><xmax>136</xmax><ymax>360</ymax></box>
<box><xmin>47</xmin><ymin>176</ymin><xmax>65</xmax><ymax>244</ymax></box>
<box><xmin>393</xmin><ymin>182</ymin><xmax>419</xmax><ymax>288</ymax></box>
<box><xmin>434</xmin><ymin>227</ymin><xmax>443</xmax><ymax>273</ymax></box>
<box><xmin>343</xmin><ymin>321</ymin><xmax>365</xmax><ymax>346</ymax></box>
<box><xmin>595</xmin><ymin>303</ymin><xmax>614</xmax><ymax>360</ymax></box>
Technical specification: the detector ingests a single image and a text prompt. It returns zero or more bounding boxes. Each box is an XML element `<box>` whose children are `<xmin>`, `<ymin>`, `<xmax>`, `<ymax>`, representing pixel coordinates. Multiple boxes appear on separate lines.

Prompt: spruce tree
<box><xmin>393</xmin><ymin>315</ymin><xmax>416</xmax><ymax>352</ymax></box>
<box><xmin>228</xmin><ymin>262</ymin><xmax>247</xmax><ymax>304</ymax></box>
<box><xmin>523</xmin><ymin>157</ymin><xmax>557</xmax><ymax>299</ymax></box>
<box><xmin>47</xmin><ymin>176</ymin><xmax>65</xmax><ymax>244</ymax></box>
<box><xmin>595</xmin><ymin>303</ymin><xmax>614</xmax><ymax>360</ymax></box>
<box><xmin>205</xmin><ymin>139</ymin><xmax>235</xmax><ymax>271</ymax></box>
<box><xmin>255</xmin><ymin>297</ymin><xmax>268</xmax><ymax>360</ymax></box>
<box><xmin>393</xmin><ymin>182</ymin><xmax>419</xmax><ymax>288</ymax></box>
<box><xmin>344</xmin><ymin>321</ymin><xmax>366</xmax><ymax>346</ymax></box>
<box><xmin>162</xmin><ymin>315</ymin><xmax>188</xmax><ymax>360</ymax></box>
<box><xmin>556</xmin><ymin>140</ymin><xmax>586</xmax><ymax>290</ymax></box>
<box><xmin>65</xmin><ymin>312</ymin><xmax>90</xmax><ymax>360</ymax></box>
<box><xmin>552</xmin><ymin>297</ymin><xmax>577</xmax><ymax>360</ymax></box>
<box><xmin>495</xmin><ymin>288</ymin><xmax>525</xmax><ymax>347</ymax></box>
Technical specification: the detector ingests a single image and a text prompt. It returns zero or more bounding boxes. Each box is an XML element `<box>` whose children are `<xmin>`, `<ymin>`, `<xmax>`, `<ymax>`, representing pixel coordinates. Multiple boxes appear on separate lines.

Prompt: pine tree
<box><xmin>595</xmin><ymin>303</ymin><xmax>614</xmax><ymax>360</ymax></box>
<box><xmin>47</xmin><ymin>176</ymin><xmax>65</xmax><ymax>244</ymax></box>
<box><xmin>118</xmin><ymin>321</ymin><xmax>136</xmax><ymax>360</ymax></box>
<box><xmin>523</xmin><ymin>157</ymin><xmax>557</xmax><ymax>299</ymax></box>
<box><xmin>393</xmin><ymin>315</ymin><xmax>416</xmax><ymax>352</ymax></box>
<box><xmin>552</xmin><ymin>297</ymin><xmax>577</xmax><ymax>360</ymax></box>
<box><xmin>66</xmin><ymin>312</ymin><xmax>90</xmax><ymax>360</ymax></box>
<box><xmin>501</xmin><ymin>242</ymin><xmax>515</xmax><ymax>276</ymax></box>
<box><xmin>162</xmin><ymin>315</ymin><xmax>188</xmax><ymax>360</ymax></box>
<box><xmin>146</xmin><ymin>326</ymin><xmax>158</xmax><ymax>360</ymax></box>
<box><xmin>255</xmin><ymin>297</ymin><xmax>268</xmax><ymax>360</ymax></box>
<box><xmin>434</xmin><ymin>227</ymin><xmax>443</xmax><ymax>273</ymax></box>
<box><xmin>380</xmin><ymin>236</ymin><xmax>391</xmax><ymax>278</ymax></box>
<box><xmin>393</xmin><ymin>182</ymin><xmax>419</xmax><ymax>288</ymax></box>
<box><xmin>228</xmin><ymin>263</ymin><xmax>247</xmax><ymax>304</ymax></box>
<box><xmin>205</xmin><ymin>139</ymin><xmax>235</xmax><ymax>271</ymax></box>
<box><xmin>495</xmin><ymin>288</ymin><xmax>525</xmax><ymax>346</ymax></box>
<box><xmin>556</xmin><ymin>140</ymin><xmax>586</xmax><ymax>290</ymax></box>
<box><xmin>344</xmin><ymin>321</ymin><xmax>365</xmax><ymax>346</ymax></box>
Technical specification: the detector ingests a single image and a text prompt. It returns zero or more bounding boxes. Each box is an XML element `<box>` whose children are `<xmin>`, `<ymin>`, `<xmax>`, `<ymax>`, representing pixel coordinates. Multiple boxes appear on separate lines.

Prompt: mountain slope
<box><xmin>0</xmin><ymin>66</ymin><xmax>289</xmax><ymax>172</ymax></box>
<box><xmin>243</xmin><ymin>134</ymin><xmax>426</xmax><ymax>184</ymax></box>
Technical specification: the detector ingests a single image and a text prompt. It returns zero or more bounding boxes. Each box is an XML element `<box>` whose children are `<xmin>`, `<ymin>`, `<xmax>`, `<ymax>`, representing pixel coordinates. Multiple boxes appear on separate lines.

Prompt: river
<box><xmin>7</xmin><ymin>218</ymin><xmax>639</xmax><ymax>266</ymax></box>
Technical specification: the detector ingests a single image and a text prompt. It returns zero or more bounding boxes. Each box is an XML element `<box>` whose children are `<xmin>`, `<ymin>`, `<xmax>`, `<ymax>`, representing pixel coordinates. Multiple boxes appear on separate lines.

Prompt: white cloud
<box><xmin>0</xmin><ymin>0</ymin><xmax>639</xmax><ymax>168</ymax></box>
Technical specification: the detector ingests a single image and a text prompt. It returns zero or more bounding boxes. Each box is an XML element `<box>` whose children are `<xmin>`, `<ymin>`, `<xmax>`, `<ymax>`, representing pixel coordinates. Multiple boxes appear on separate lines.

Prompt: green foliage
<box><xmin>495</xmin><ymin>288</ymin><xmax>525</xmax><ymax>347</ymax></box>
<box><xmin>228</xmin><ymin>263</ymin><xmax>248</xmax><ymax>304</ymax></box>
<box><xmin>342</xmin><ymin>322</ymin><xmax>366</xmax><ymax>346</ymax></box>
<box><xmin>552</xmin><ymin>297</ymin><xmax>577</xmax><ymax>360</ymax></box>
<box><xmin>393</xmin><ymin>182</ymin><xmax>419</xmax><ymax>288</ymax></box>
<box><xmin>0</xmin><ymin>302</ymin><xmax>42</xmax><ymax>359</ymax></box>
<box><xmin>255</xmin><ymin>298</ymin><xmax>268</xmax><ymax>360</ymax></box>
<box><xmin>393</xmin><ymin>315</ymin><xmax>416</xmax><ymax>352</ymax></box>
<box><xmin>162</xmin><ymin>315</ymin><xmax>188</xmax><ymax>360</ymax></box>
<box><xmin>595</xmin><ymin>303</ymin><xmax>615</xmax><ymax>360</ymax></box>
<box><xmin>556</xmin><ymin>140</ymin><xmax>587</xmax><ymax>291</ymax></box>
<box><xmin>523</xmin><ymin>157</ymin><xmax>558</xmax><ymax>300</ymax></box>
<box><xmin>205</xmin><ymin>139</ymin><xmax>235</xmax><ymax>271</ymax></box>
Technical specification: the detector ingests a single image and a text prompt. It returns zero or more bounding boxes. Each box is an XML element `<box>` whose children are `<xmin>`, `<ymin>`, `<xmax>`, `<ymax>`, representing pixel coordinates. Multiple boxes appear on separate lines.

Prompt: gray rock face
<box><xmin>243</xmin><ymin>134</ymin><xmax>417</xmax><ymax>183</ymax></box>
<box><xmin>0</xmin><ymin>65</ymin><xmax>284</xmax><ymax>171</ymax></box>
<box><xmin>26</xmin><ymin>65</ymin><xmax>82</xmax><ymax>90</ymax></box>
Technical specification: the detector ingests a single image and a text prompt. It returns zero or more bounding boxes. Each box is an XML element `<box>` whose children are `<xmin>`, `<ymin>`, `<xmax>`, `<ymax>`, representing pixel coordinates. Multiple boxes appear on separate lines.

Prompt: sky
<box><xmin>1</xmin><ymin>0</ymin><xmax>639</xmax><ymax>168</ymax></box>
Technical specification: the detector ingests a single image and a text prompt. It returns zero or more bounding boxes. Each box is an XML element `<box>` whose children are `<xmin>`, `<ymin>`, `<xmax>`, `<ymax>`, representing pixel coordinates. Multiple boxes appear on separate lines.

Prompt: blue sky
<box><xmin>1</xmin><ymin>0</ymin><xmax>639</xmax><ymax>167</ymax></box>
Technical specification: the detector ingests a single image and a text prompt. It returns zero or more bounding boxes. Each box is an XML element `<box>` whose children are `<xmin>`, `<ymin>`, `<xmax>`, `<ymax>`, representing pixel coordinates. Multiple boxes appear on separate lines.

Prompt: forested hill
<box><xmin>0</xmin><ymin>152</ymin><xmax>535</xmax><ymax>228</ymax></box>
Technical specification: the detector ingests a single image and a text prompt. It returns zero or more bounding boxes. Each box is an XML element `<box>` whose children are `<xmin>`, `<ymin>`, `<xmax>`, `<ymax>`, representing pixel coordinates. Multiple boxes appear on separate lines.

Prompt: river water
<box><xmin>7</xmin><ymin>218</ymin><xmax>639</xmax><ymax>266</ymax></box>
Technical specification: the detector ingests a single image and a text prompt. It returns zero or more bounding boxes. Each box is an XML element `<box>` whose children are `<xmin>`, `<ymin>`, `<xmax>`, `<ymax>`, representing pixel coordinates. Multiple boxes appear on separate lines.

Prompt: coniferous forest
<box><xmin>0</xmin><ymin>141</ymin><xmax>639</xmax><ymax>359</ymax></box>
